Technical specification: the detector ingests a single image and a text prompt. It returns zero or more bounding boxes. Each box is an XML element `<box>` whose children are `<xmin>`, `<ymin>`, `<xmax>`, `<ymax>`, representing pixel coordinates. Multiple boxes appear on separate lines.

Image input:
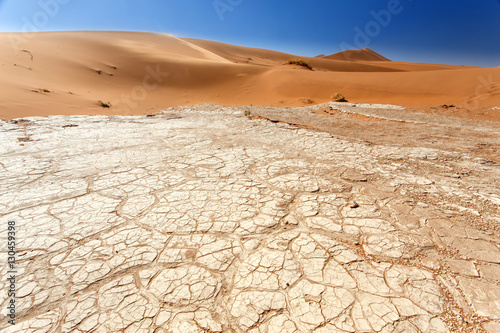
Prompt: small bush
<box><xmin>32</xmin><ymin>88</ymin><xmax>51</xmax><ymax>93</ymax></box>
<box><xmin>283</xmin><ymin>58</ymin><xmax>313</xmax><ymax>70</ymax></box>
<box><xmin>300</xmin><ymin>98</ymin><xmax>315</xmax><ymax>105</ymax></box>
<box><xmin>98</xmin><ymin>100</ymin><xmax>111</xmax><ymax>108</ymax></box>
<box><xmin>331</xmin><ymin>93</ymin><xmax>347</xmax><ymax>102</ymax></box>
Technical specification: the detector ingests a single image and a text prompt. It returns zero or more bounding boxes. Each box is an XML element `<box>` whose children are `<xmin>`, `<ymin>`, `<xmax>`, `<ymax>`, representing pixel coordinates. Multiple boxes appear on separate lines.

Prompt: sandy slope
<box><xmin>0</xmin><ymin>31</ymin><xmax>498</xmax><ymax>120</ymax></box>
<box><xmin>322</xmin><ymin>47</ymin><xmax>391</xmax><ymax>61</ymax></box>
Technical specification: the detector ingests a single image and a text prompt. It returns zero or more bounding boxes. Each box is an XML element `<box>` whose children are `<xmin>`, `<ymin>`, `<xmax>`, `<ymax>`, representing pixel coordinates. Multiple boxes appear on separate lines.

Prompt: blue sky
<box><xmin>0</xmin><ymin>0</ymin><xmax>499</xmax><ymax>67</ymax></box>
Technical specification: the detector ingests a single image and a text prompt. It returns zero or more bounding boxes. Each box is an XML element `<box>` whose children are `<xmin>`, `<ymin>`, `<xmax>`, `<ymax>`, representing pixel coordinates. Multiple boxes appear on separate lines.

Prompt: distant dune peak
<box><xmin>323</xmin><ymin>48</ymin><xmax>391</xmax><ymax>62</ymax></box>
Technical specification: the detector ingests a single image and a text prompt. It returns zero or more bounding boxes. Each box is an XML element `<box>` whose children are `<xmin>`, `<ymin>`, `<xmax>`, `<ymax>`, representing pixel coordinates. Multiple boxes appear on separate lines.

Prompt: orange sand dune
<box><xmin>323</xmin><ymin>47</ymin><xmax>391</xmax><ymax>62</ymax></box>
<box><xmin>356</xmin><ymin>61</ymin><xmax>478</xmax><ymax>72</ymax></box>
<box><xmin>185</xmin><ymin>38</ymin><xmax>407</xmax><ymax>73</ymax></box>
<box><xmin>0</xmin><ymin>31</ymin><xmax>498</xmax><ymax>120</ymax></box>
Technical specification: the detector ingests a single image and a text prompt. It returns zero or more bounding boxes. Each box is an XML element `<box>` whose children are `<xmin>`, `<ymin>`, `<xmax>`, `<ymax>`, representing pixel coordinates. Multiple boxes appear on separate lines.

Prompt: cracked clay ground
<box><xmin>1</xmin><ymin>105</ymin><xmax>500</xmax><ymax>332</ymax></box>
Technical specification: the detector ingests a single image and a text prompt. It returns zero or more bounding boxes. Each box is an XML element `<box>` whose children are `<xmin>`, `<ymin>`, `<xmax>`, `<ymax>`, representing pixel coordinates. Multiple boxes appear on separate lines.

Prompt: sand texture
<box><xmin>1</xmin><ymin>31</ymin><xmax>499</xmax><ymax>120</ymax></box>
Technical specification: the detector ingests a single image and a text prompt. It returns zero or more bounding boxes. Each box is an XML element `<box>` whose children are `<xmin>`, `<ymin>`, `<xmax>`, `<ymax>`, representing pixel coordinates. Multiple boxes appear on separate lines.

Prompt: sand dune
<box><xmin>322</xmin><ymin>47</ymin><xmax>391</xmax><ymax>62</ymax></box>
<box><xmin>0</xmin><ymin>31</ymin><xmax>498</xmax><ymax>120</ymax></box>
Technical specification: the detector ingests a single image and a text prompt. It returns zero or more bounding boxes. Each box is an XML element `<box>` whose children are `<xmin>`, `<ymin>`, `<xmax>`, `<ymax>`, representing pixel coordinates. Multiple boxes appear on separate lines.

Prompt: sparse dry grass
<box><xmin>32</xmin><ymin>88</ymin><xmax>51</xmax><ymax>94</ymax></box>
<box><xmin>283</xmin><ymin>58</ymin><xmax>313</xmax><ymax>70</ymax></box>
<box><xmin>98</xmin><ymin>100</ymin><xmax>111</xmax><ymax>108</ymax></box>
<box><xmin>300</xmin><ymin>98</ymin><xmax>315</xmax><ymax>105</ymax></box>
<box><xmin>331</xmin><ymin>93</ymin><xmax>347</xmax><ymax>102</ymax></box>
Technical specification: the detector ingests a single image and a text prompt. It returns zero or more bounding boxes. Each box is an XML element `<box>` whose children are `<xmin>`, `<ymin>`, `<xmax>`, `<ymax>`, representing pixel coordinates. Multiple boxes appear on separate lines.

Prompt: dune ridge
<box><xmin>0</xmin><ymin>31</ymin><xmax>498</xmax><ymax>120</ymax></box>
<box><xmin>322</xmin><ymin>47</ymin><xmax>391</xmax><ymax>62</ymax></box>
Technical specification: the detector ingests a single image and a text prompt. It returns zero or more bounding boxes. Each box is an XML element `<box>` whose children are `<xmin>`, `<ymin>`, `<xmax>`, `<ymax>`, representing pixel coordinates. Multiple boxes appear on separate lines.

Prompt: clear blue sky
<box><xmin>0</xmin><ymin>0</ymin><xmax>499</xmax><ymax>67</ymax></box>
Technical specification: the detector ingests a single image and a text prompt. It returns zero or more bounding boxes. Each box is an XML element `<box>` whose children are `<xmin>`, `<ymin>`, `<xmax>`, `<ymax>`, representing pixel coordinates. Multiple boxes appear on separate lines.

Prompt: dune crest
<box><xmin>323</xmin><ymin>47</ymin><xmax>391</xmax><ymax>62</ymax></box>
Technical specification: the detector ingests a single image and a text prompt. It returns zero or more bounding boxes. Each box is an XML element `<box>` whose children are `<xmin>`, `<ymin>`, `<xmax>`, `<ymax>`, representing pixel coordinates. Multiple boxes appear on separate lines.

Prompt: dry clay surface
<box><xmin>1</xmin><ymin>106</ymin><xmax>500</xmax><ymax>332</ymax></box>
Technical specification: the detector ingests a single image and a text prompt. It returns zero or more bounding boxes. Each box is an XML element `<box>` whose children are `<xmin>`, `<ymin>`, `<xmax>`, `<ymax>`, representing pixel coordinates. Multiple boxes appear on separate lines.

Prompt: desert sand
<box><xmin>1</xmin><ymin>31</ymin><xmax>500</xmax><ymax>333</ymax></box>
<box><xmin>0</xmin><ymin>31</ymin><xmax>499</xmax><ymax>120</ymax></box>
